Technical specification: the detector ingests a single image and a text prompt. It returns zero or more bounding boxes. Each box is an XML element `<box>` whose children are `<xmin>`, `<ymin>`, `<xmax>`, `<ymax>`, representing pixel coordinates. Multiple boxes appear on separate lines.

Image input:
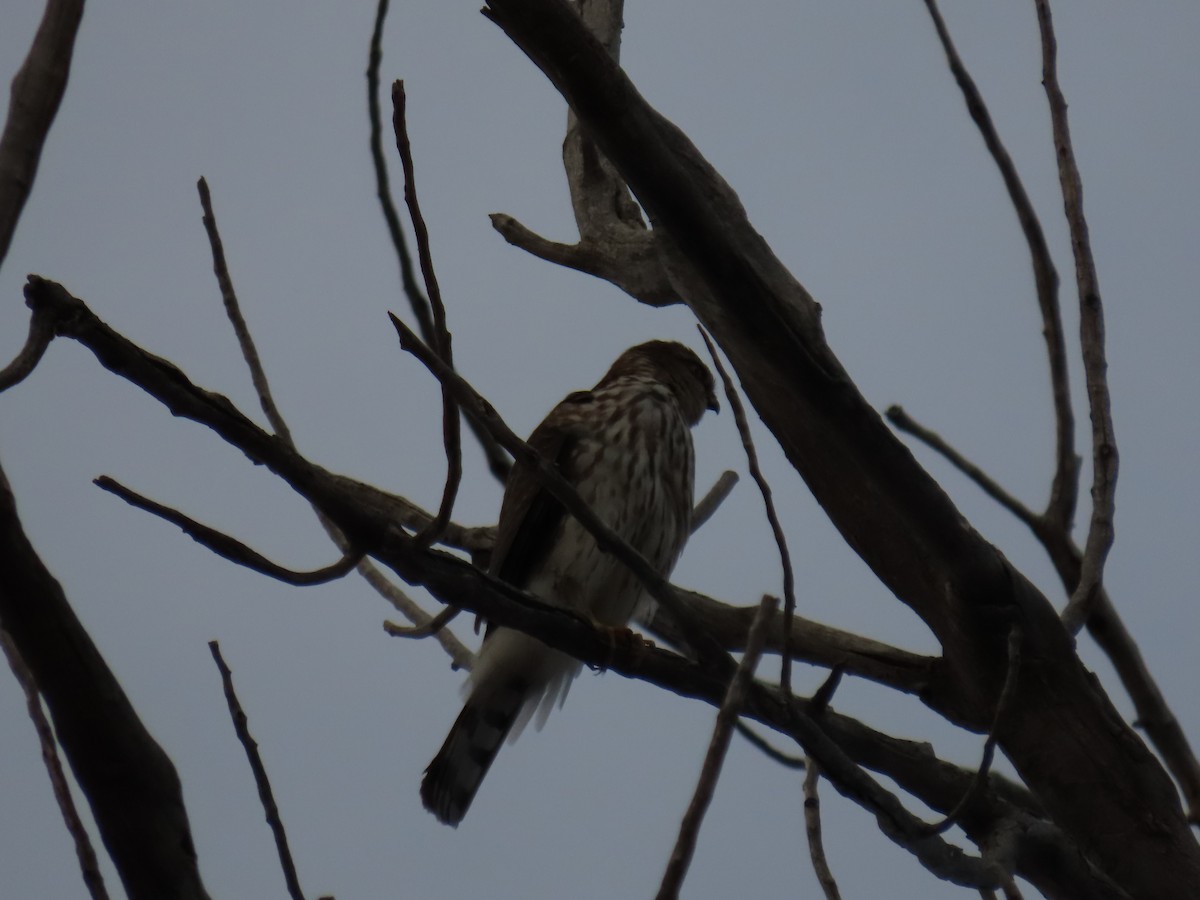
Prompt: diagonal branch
<box><xmin>657</xmin><ymin>594</ymin><xmax>778</xmax><ymax>900</ymax></box>
<box><xmin>95</xmin><ymin>476</ymin><xmax>364</xmax><ymax>586</ymax></box>
<box><xmin>0</xmin><ymin>0</ymin><xmax>85</xmax><ymax>268</ymax></box>
<box><xmin>921</xmin><ymin>0</ymin><xmax>1077</xmax><ymax>530</ymax></box>
<box><xmin>0</xmin><ymin>304</ymin><xmax>54</xmax><ymax>392</ymax></box>
<box><xmin>209</xmin><ymin>642</ymin><xmax>305</xmax><ymax>900</ymax></box>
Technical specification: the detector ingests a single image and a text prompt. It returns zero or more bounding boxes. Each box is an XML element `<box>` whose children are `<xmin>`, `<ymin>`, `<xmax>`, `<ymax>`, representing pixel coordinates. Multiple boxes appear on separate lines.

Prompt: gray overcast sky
<box><xmin>2</xmin><ymin>2</ymin><xmax>1198</xmax><ymax>898</ymax></box>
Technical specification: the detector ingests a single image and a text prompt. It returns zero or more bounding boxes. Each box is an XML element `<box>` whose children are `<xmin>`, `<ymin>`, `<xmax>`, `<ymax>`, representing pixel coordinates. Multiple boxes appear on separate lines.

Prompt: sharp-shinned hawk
<box><xmin>421</xmin><ymin>340</ymin><xmax>718</xmax><ymax>826</ymax></box>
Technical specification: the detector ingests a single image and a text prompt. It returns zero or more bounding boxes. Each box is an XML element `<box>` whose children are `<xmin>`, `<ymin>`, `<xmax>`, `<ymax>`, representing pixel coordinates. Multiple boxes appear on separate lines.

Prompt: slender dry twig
<box><xmin>700</xmin><ymin>328</ymin><xmax>798</xmax><ymax>693</ymax></box>
<box><xmin>804</xmin><ymin>760</ymin><xmax>842</xmax><ymax>900</ymax></box>
<box><xmin>391</xmin><ymin>80</ymin><xmax>462</xmax><ymax>548</ymax></box>
<box><xmin>383</xmin><ymin>605</ymin><xmax>460</xmax><ymax>639</ymax></box>
<box><xmin>735</xmin><ymin>721</ymin><xmax>806</xmax><ymax>770</ymax></box>
<box><xmin>1</xmin><ymin>630</ymin><xmax>108</xmax><ymax>900</ymax></box>
<box><xmin>0</xmin><ymin>0</ymin><xmax>85</xmax><ymax>267</ymax></box>
<box><xmin>690</xmin><ymin>469</ymin><xmax>738</xmax><ymax>534</ymax></box>
<box><xmin>886</xmin><ymin>405</ymin><xmax>1040</xmax><ymax>531</ymax></box>
<box><xmin>197</xmin><ymin>177</ymin><xmax>292</xmax><ymax>442</ymax></box>
<box><xmin>95</xmin><ymin>476</ymin><xmax>363</xmax><ymax>586</ymax></box>
<box><xmin>1035</xmin><ymin>0</ymin><xmax>1118</xmax><ymax>634</ymax></box>
<box><xmin>390</xmin><ymin>312</ymin><xmax>733</xmax><ymax>671</ymax></box>
<box><xmin>656</xmin><ymin>594</ymin><xmax>778</xmax><ymax>900</ymax></box>
<box><xmin>197</xmin><ymin>177</ymin><xmax>472</xmax><ymax>663</ymax></box>
<box><xmin>208</xmin><ymin>641</ymin><xmax>305</xmax><ymax>900</ymax></box>
<box><xmin>921</xmin><ymin>624</ymin><xmax>1023</xmax><ymax>836</ymax></box>
<box><xmin>921</xmin><ymin>0</ymin><xmax>1077</xmax><ymax>531</ymax></box>
<box><xmin>367</xmin><ymin>0</ymin><xmax>511</xmax><ymax>483</ymax></box>
<box><xmin>366</xmin><ymin>0</ymin><xmax>433</xmax><ymax>339</ymax></box>
<box><xmin>0</xmin><ymin>307</ymin><xmax>53</xmax><ymax>392</ymax></box>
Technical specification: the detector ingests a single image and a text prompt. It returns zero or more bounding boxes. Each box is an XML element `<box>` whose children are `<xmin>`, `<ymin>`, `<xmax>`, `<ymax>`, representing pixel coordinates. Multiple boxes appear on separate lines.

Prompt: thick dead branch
<box><xmin>0</xmin><ymin>0</ymin><xmax>84</xmax><ymax>267</ymax></box>
<box><xmin>95</xmin><ymin>476</ymin><xmax>363</xmax><ymax>586</ymax></box>
<box><xmin>0</xmin><ymin>456</ymin><xmax>211</xmax><ymax>900</ymax></box>
<box><xmin>657</xmin><ymin>595</ymin><xmax>777</xmax><ymax>900</ymax></box>
<box><xmin>473</xmin><ymin>4</ymin><xmax>1200</xmax><ymax>893</ymax></box>
<box><xmin>209</xmin><ymin>642</ymin><xmax>305</xmax><ymax>900</ymax></box>
<box><xmin>1</xmin><ymin>629</ymin><xmax>108</xmax><ymax>900</ymax></box>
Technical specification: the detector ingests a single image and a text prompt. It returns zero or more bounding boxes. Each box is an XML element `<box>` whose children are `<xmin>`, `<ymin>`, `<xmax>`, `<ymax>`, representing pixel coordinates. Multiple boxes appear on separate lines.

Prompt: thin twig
<box><xmin>383</xmin><ymin>606</ymin><xmax>461</xmax><ymax>639</ymax></box>
<box><xmin>700</xmin><ymin>328</ymin><xmax>798</xmax><ymax>694</ymax></box>
<box><xmin>656</xmin><ymin>594</ymin><xmax>778</xmax><ymax>900</ymax></box>
<box><xmin>208</xmin><ymin>642</ymin><xmax>305</xmax><ymax>900</ymax></box>
<box><xmin>197</xmin><ymin>177</ymin><xmax>472</xmax><ymax>662</ymax></box>
<box><xmin>389</xmin><ymin>312</ymin><xmax>732</xmax><ymax>671</ymax></box>
<box><xmin>886</xmin><ymin>406</ymin><xmax>1041</xmax><ymax>532</ymax></box>
<box><xmin>197</xmin><ymin>178</ymin><xmax>292</xmax><ymax>442</ymax></box>
<box><xmin>690</xmin><ymin>469</ymin><xmax>738</xmax><ymax>534</ymax></box>
<box><xmin>921</xmin><ymin>0</ymin><xmax>1077</xmax><ymax>530</ymax></box>
<box><xmin>95</xmin><ymin>476</ymin><xmax>364</xmax><ymax>585</ymax></box>
<box><xmin>804</xmin><ymin>760</ymin><xmax>843</xmax><ymax>900</ymax></box>
<box><xmin>0</xmin><ymin>307</ymin><xmax>54</xmax><ymax>392</ymax></box>
<box><xmin>1</xmin><ymin>630</ymin><xmax>108</xmax><ymax>900</ymax></box>
<box><xmin>920</xmin><ymin>624</ymin><xmax>1023</xmax><ymax>836</ymax></box>
<box><xmin>1036</xmin><ymin>0</ymin><xmax>1118</xmax><ymax>634</ymax></box>
<box><xmin>734</xmin><ymin>721</ymin><xmax>806</xmax><ymax>770</ymax></box>
<box><xmin>391</xmin><ymin>81</ymin><xmax>462</xmax><ymax>548</ymax></box>
<box><xmin>366</xmin><ymin>0</ymin><xmax>433</xmax><ymax>340</ymax></box>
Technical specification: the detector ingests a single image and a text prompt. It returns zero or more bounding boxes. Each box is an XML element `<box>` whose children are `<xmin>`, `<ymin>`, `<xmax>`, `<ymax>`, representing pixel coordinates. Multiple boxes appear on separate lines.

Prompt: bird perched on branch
<box><xmin>421</xmin><ymin>340</ymin><xmax>718</xmax><ymax>826</ymax></box>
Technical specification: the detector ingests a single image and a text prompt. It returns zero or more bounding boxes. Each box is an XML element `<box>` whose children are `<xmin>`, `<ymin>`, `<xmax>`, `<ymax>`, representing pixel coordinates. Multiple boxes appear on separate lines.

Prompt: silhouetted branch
<box><xmin>701</xmin><ymin>329</ymin><xmax>798</xmax><ymax>693</ymax></box>
<box><xmin>209</xmin><ymin>642</ymin><xmax>305</xmax><ymax>900</ymax></box>
<box><xmin>0</xmin><ymin>0</ymin><xmax>84</xmax><ymax>266</ymax></box>
<box><xmin>391</xmin><ymin>80</ymin><xmax>462</xmax><ymax>548</ymax></box>
<box><xmin>804</xmin><ymin>760</ymin><xmax>842</xmax><ymax>900</ymax></box>
<box><xmin>690</xmin><ymin>469</ymin><xmax>738</xmax><ymax>533</ymax></box>
<box><xmin>1035</xmin><ymin>0</ymin><xmax>1118</xmax><ymax>635</ymax></box>
<box><xmin>735</xmin><ymin>721</ymin><xmax>805</xmax><ymax>770</ymax></box>
<box><xmin>1</xmin><ymin>629</ymin><xmax>108</xmax><ymax>900</ymax></box>
<box><xmin>921</xmin><ymin>0</ymin><xmax>1077</xmax><ymax>531</ymax></box>
<box><xmin>0</xmin><ymin>305</ymin><xmax>53</xmax><ymax>392</ymax></box>
<box><xmin>657</xmin><ymin>594</ymin><xmax>777</xmax><ymax>900</ymax></box>
<box><xmin>384</xmin><ymin>606</ymin><xmax>461</xmax><ymax>640</ymax></box>
<box><xmin>95</xmin><ymin>476</ymin><xmax>363</xmax><ymax>586</ymax></box>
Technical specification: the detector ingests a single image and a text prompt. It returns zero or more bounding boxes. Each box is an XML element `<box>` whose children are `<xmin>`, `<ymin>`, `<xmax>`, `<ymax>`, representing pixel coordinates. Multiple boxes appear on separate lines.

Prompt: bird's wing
<box><xmin>489</xmin><ymin>389</ymin><xmax>594</xmax><ymax>589</ymax></box>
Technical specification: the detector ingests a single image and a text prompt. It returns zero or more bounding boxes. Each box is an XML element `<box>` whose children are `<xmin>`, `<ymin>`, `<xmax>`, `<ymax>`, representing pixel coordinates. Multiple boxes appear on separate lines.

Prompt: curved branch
<box><xmin>0</xmin><ymin>306</ymin><xmax>53</xmax><ymax>392</ymax></box>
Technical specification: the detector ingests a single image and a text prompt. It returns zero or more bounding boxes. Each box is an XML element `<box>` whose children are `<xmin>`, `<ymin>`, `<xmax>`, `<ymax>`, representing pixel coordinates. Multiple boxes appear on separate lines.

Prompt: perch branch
<box><xmin>209</xmin><ymin>642</ymin><xmax>305</xmax><ymax>900</ymax></box>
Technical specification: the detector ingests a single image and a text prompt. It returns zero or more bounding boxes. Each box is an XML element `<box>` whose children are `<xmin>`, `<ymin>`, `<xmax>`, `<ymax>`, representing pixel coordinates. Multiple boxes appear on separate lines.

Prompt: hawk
<box><xmin>421</xmin><ymin>340</ymin><xmax>718</xmax><ymax>826</ymax></box>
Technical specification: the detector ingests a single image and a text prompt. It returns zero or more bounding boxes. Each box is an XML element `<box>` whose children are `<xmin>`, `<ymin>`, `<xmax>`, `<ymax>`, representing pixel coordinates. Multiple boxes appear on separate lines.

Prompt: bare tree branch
<box><xmin>0</xmin><ymin>0</ymin><xmax>84</xmax><ymax>268</ymax></box>
<box><xmin>95</xmin><ymin>476</ymin><xmax>364</xmax><ymax>586</ymax></box>
<box><xmin>657</xmin><ymin>594</ymin><xmax>777</xmax><ymax>900</ymax></box>
<box><xmin>208</xmin><ymin>642</ymin><xmax>305</xmax><ymax>900</ymax></box>
<box><xmin>1036</xmin><ymin>0</ymin><xmax>1118</xmax><ymax>635</ymax></box>
<box><xmin>804</xmin><ymin>760</ymin><xmax>842</xmax><ymax>900</ymax></box>
<box><xmin>391</xmin><ymin>80</ymin><xmax>462</xmax><ymax>548</ymax></box>
<box><xmin>0</xmin><ymin>304</ymin><xmax>53</xmax><ymax>391</ymax></box>
<box><xmin>701</xmin><ymin>328</ymin><xmax>798</xmax><ymax>694</ymax></box>
<box><xmin>689</xmin><ymin>469</ymin><xmax>738</xmax><ymax>534</ymax></box>
<box><xmin>735</xmin><ymin>721</ymin><xmax>805</xmax><ymax>770</ymax></box>
<box><xmin>921</xmin><ymin>0</ymin><xmax>1077</xmax><ymax>531</ymax></box>
<box><xmin>0</xmin><ymin>452</ymin><xmax>211</xmax><ymax>899</ymax></box>
<box><xmin>1</xmin><ymin>629</ymin><xmax>109</xmax><ymax>900</ymax></box>
<box><xmin>383</xmin><ymin>605</ymin><xmax>461</xmax><ymax>641</ymax></box>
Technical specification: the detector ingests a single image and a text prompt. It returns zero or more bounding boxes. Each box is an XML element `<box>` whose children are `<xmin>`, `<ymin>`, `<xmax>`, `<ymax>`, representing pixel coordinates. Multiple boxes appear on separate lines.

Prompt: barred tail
<box><xmin>420</xmin><ymin>678</ymin><xmax>528</xmax><ymax>826</ymax></box>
